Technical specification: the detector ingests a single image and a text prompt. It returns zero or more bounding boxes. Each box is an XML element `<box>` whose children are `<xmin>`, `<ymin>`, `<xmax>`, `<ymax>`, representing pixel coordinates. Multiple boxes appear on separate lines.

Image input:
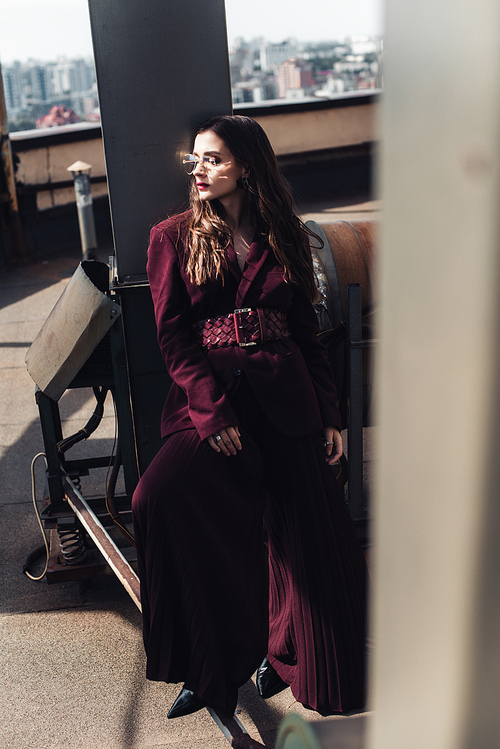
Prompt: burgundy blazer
<box><xmin>147</xmin><ymin>210</ymin><xmax>342</xmax><ymax>441</ymax></box>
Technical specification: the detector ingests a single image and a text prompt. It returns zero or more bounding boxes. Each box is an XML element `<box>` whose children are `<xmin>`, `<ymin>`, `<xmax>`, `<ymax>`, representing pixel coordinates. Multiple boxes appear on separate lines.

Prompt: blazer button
<box><xmin>232</xmin><ymin>367</ymin><xmax>242</xmax><ymax>377</ymax></box>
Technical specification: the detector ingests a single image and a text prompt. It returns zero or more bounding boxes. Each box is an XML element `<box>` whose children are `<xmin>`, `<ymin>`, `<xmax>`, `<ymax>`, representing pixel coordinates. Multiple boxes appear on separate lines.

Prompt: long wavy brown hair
<box><xmin>185</xmin><ymin>115</ymin><xmax>320</xmax><ymax>302</ymax></box>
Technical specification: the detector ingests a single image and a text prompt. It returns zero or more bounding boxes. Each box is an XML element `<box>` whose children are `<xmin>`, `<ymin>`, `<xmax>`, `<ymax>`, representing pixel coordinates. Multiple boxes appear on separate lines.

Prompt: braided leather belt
<box><xmin>193</xmin><ymin>307</ymin><xmax>290</xmax><ymax>350</ymax></box>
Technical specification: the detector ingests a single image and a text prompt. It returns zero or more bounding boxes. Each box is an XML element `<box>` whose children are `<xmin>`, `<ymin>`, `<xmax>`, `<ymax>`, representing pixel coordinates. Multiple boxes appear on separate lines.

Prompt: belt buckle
<box><xmin>234</xmin><ymin>307</ymin><xmax>258</xmax><ymax>347</ymax></box>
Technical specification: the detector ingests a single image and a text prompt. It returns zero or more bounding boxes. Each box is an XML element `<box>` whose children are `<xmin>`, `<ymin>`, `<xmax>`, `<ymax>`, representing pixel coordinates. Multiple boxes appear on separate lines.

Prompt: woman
<box><xmin>132</xmin><ymin>115</ymin><xmax>366</xmax><ymax>720</ymax></box>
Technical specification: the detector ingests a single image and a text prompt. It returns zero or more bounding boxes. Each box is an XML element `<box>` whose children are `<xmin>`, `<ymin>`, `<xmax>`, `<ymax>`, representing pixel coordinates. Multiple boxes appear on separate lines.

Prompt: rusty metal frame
<box><xmin>63</xmin><ymin>475</ymin><xmax>141</xmax><ymax>610</ymax></box>
<box><xmin>207</xmin><ymin>709</ymin><xmax>267</xmax><ymax>748</ymax></box>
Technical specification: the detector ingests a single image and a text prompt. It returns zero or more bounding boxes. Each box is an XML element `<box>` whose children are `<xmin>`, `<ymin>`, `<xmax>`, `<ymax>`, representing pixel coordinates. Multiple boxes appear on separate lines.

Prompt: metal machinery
<box><xmin>25</xmin><ymin>1</ymin><xmax>376</xmax><ymax>745</ymax></box>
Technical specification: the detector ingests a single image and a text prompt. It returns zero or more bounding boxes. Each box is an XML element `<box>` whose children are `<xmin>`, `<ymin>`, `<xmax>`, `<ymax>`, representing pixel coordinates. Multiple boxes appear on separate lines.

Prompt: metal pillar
<box><xmin>67</xmin><ymin>160</ymin><xmax>98</xmax><ymax>261</ymax></box>
<box><xmin>87</xmin><ymin>0</ymin><xmax>232</xmax><ymax>283</ymax></box>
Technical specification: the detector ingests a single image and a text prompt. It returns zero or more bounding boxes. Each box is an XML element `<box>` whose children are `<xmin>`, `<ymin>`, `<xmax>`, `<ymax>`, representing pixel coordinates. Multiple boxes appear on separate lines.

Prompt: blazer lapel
<box><xmin>235</xmin><ymin>238</ymin><xmax>269</xmax><ymax>308</ymax></box>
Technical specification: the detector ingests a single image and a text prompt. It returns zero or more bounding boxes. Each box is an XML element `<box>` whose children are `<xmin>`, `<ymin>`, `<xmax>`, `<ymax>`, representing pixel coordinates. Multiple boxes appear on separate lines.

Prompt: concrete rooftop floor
<box><xmin>0</xmin><ymin>198</ymin><xmax>378</xmax><ymax>749</ymax></box>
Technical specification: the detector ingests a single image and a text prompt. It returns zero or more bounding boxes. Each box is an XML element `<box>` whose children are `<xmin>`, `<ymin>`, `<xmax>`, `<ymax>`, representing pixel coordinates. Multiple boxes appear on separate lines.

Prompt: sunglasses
<box><xmin>182</xmin><ymin>154</ymin><xmax>233</xmax><ymax>175</ymax></box>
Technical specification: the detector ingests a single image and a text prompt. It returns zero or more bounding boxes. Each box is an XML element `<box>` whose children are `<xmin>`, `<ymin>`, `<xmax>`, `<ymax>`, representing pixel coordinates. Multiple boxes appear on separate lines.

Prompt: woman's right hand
<box><xmin>207</xmin><ymin>426</ymin><xmax>242</xmax><ymax>456</ymax></box>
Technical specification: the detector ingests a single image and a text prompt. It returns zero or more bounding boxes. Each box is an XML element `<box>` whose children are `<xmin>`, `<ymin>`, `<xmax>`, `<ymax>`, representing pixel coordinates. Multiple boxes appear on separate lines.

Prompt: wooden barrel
<box><xmin>307</xmin><ymin>220</ymin><xmax>377</xmax><ymax>428</ymax></box>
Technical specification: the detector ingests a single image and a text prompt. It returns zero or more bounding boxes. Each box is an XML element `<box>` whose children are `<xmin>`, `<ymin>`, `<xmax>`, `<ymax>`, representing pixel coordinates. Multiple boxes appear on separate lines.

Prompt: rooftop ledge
<box><xmin>2</xmin><ymin>91</ymin><xmax>379</xmax><ymax>264</ymax></box>
<box><xmin>9</xmin><ymin>90</ymin><xmax>381</xmax><ymax>144</ymax></box>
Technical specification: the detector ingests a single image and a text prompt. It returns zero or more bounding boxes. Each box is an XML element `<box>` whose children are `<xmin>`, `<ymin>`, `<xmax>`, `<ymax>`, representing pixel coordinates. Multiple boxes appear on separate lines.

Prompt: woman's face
<box><xmin>192</xmin><ymin>130</ymin><xmax>247</xmax><ymax>205</ymax></box>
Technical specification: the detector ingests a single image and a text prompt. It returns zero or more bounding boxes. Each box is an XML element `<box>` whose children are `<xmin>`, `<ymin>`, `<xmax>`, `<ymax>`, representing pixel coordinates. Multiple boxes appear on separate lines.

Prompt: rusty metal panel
<box><xmin>87</xmin><ymin>0</ymin><xmax>232</xmax><ymax>283</ymax></box>
<box><xmin>25</xmin><ymin>260</ymin><xmax>121</xmax><ymax>400</ymax></box>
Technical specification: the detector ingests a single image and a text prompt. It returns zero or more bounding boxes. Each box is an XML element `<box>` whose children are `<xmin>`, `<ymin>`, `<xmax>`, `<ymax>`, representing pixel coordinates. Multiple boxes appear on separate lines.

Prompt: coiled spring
<box><xmin>57</xmin><ymin>517</ymin><xmax>87</xmax><ymax>565</ymax></box>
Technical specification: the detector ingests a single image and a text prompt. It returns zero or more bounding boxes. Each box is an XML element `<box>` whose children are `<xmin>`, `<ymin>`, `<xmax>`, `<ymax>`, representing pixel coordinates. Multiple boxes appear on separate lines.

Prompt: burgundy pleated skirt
<box><xmin>132</xmin><ymin>376</ymin><xmax>366</xmax><ymax>716</ymax></box>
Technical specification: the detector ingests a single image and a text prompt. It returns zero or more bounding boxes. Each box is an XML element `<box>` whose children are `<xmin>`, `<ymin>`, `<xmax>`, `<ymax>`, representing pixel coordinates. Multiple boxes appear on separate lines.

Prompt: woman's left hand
<box><xmin>323</xmin><ymin>427</ymin><xmax>343</xmax><ymax>465</ymax></box>
<box><xmin>207</xmin><ymin>426</ymin><xmax>242</xmax><ymax>456</ymax></box>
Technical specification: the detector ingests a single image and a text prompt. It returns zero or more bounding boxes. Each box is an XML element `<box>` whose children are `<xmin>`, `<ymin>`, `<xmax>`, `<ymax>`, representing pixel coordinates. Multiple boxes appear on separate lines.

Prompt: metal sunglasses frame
<box><xmin>182</xmin><ymin>154</ymin><xmax>233</xmax><ymax>174</ymax></box>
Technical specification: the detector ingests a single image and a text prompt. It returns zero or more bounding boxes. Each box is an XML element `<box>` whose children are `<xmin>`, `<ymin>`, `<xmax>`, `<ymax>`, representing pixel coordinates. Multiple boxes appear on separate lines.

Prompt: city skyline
<box><xmin>2</xmin><ymin>36</ymin><xmax>381</xmax><ymax>132</ymax></box>
<box><xmin>0</xmin><ymin>0</ymin><xmax>383</xmax><ymax>65</ymax></box>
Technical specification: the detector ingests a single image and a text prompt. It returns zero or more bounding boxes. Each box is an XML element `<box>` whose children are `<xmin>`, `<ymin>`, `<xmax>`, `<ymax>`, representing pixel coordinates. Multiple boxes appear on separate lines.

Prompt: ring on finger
<box><xmin>324</xmin><ymin>441</ymin><xmax>334</xmax><ymax>445</ymax></box>
<box><xmin>214</xmin><ymin>434</ymin><xmax>222</xmax><ymax>442</ymax></box>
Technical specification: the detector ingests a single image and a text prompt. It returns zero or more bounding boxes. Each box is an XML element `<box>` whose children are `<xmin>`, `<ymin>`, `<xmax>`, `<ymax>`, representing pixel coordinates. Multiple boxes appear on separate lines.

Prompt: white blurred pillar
<box><xmin>370</xmin><ymin>0</ymin><xmax>500</xmax><ymax>746</ymax></box>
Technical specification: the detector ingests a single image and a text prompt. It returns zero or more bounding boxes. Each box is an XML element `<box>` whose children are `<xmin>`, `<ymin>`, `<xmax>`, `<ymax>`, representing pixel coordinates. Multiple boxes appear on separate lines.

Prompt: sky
<box><xmin>0</xmin><ymin>0</ymin><xmax>383</xmax><ymax>65</ymax></box>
